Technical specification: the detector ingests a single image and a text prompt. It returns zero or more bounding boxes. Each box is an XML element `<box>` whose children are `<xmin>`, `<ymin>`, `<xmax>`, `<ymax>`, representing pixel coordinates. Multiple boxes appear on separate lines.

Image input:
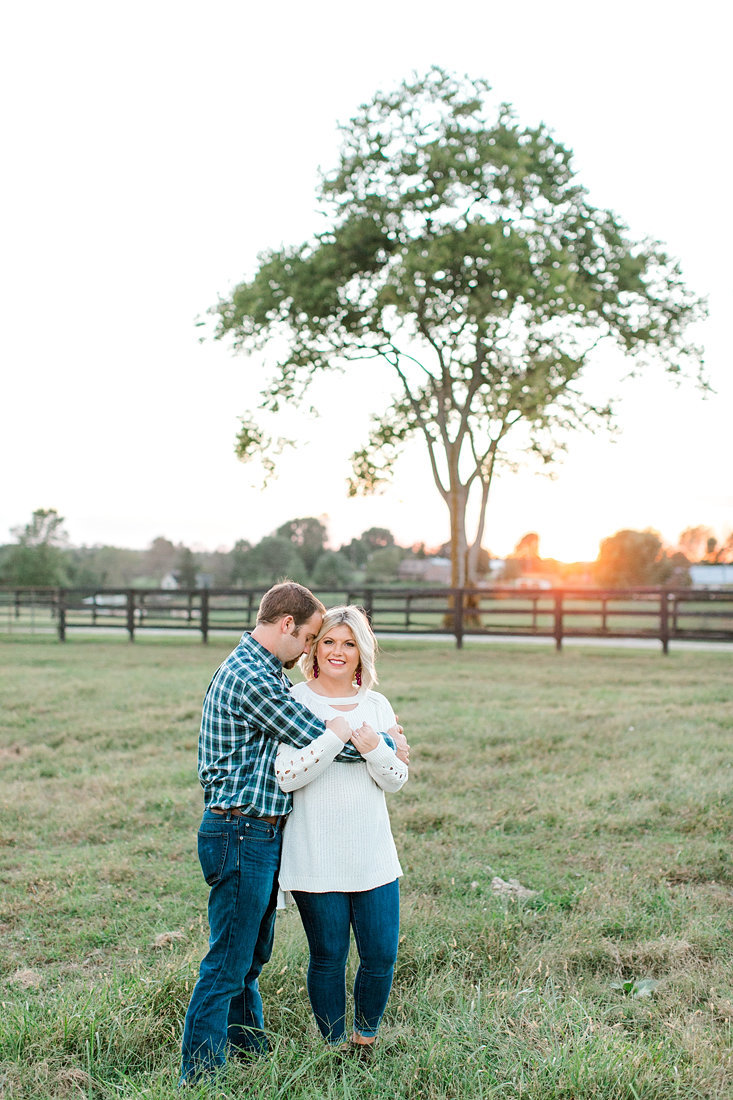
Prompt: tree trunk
<box><xmin>466</xmin><ymin>473</ymin><xmax>492</xmax><ymax>586</ymax></box>
<box><xmin>443</xmin><ymin>480</ymin><xmax>476</xmax><ymax>634</ymax></box>
<box><xmin>448</xmin><ymin>481</ymin><xmax>468</xmax><ymax>589</ymax></box>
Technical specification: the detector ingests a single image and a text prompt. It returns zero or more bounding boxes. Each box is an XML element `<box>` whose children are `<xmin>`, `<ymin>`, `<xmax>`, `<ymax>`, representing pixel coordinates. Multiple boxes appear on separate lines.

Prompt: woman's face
<box><xmin>315</xmin><ymin>623</ymin><xmax>360</xmax><ymax>686</ymax></box>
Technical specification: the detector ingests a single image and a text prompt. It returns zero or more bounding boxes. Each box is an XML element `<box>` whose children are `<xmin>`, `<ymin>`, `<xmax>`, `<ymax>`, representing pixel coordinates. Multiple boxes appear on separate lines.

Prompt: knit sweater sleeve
<box><xmin>275</xmin><ymin>729</ymin><xmax>344</xmax><ymax>792</ymax></box>
<box><xmin>364</xmin><ymin>693</ymin><xmax>408</xmax><ymax>792</ymax></box>
<box><xmin>363</xmin><ymin>739</ymin><xmax>408</xmax><ymax>792</ymax></box>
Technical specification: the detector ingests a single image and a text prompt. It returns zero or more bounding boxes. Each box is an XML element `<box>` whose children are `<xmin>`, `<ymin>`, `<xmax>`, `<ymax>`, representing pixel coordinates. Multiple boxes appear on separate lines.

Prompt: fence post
<box><xmin>660</xmin><ymin>590</ymin><xmax>669</xmax><ymax>655</ymax></box>
<box><xmin>126</xmin><ymin>590</ymin><xmax>135</xmax><ymax>642</ymax></box>
<box><xmin>363</xmin><ymin>590</ymin><xmax>374</xmax><ymax>625</ymax></box>
<box><xmin>57</xmin><ymin>589</ymin><xmax>66</xmax><ymax>642</ymax></box>
<box><xmin>554</xmin><ymin>591</ymin><xmax>563</xmax><ymax>651</ymax></box>
<box><xmin>200</xmin><ymin>589</ymin><xmax>209</xmax><ymax>644</ymax></box>
<box><xmin>454</xmin><ymin>588</ymin><xmax>464</xmax><ymax>649</ymax></box>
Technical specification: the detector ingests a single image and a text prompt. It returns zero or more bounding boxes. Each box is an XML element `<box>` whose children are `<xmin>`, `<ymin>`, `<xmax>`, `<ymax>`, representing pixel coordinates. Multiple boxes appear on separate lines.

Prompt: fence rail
<box><xmin>2</xmin><ymin>585</ymin><xmax>733</xmax><ymax>651</ymax></box>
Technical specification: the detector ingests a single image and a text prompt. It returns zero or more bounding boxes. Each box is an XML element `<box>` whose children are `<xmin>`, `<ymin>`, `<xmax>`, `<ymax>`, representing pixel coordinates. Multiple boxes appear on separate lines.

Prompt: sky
<box><xmin>1</xmin><ymin>0</ymin><xmax>730</xmax><ymax>563</ymax></box>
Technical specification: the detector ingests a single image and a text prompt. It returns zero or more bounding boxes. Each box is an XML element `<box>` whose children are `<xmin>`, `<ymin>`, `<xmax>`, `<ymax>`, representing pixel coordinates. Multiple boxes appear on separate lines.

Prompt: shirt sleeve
<box><xmin>246</xmin><ymin>674</ymin><xmax>364</xmax><ymax>760</ymax></box>
<box><xmin>275</xmin><ymin>730</ymin><xmax>345</xmax><ymax>791</ymax></box>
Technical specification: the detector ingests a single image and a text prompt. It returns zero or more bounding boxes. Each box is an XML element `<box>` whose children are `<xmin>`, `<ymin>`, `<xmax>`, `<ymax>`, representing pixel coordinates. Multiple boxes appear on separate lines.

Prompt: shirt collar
<box><xmin>238</xmin><ymin>630</ymin><xmax>283</xmax><ymax>674</ymax></box>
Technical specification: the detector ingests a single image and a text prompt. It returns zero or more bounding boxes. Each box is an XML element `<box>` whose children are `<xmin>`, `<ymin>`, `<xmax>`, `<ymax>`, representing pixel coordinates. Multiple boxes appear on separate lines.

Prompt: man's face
<box><xmin>280</xmin><ymin>611</ymin><xmax>323</xmax><ymax>669</ymax></box>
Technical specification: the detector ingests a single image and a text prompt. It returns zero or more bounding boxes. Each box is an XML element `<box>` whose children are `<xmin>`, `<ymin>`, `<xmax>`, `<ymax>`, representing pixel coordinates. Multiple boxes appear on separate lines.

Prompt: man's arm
<box><xmin>244</xmin><ymin>675</ymin><xmax>366</xmax><ymax>759</ymax></box>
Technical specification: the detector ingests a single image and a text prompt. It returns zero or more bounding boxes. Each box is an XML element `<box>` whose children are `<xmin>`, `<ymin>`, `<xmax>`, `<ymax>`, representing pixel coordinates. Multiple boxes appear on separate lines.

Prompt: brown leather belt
<box><xmin>209</xmin><ymin>807</ymin><xmax>282</xmax><ymax>826</ymax></box>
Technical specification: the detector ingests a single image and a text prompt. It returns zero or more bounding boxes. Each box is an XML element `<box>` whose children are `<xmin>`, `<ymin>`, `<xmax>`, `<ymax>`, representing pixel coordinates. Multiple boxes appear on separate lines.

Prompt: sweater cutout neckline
<box><xmin>302</xmin><ymin>684</ymin><xmax>366</xmax><ymax>707</ymax></box>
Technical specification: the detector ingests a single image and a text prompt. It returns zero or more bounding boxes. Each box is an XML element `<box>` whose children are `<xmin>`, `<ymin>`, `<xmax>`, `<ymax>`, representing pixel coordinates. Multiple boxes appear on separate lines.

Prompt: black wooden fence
<box><xmin>2</xmin><ymin>585</ymin><xmax>733</xmax><ymax>651</ymax></box>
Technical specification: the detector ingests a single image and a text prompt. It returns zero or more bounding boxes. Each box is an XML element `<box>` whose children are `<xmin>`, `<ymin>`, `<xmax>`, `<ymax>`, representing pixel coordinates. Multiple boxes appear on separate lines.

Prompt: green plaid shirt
<box><xmin>197</xmin><ymin>632</ymin><xmax>367</xmax><ymax>818</ymax></box>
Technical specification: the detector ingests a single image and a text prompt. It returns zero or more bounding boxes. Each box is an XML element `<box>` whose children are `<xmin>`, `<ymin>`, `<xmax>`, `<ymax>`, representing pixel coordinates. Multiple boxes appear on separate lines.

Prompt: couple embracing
<box><xmin>180</xmin><ymin>582</ymin><xmax>409</xmax><ymax>1084</ymax></box>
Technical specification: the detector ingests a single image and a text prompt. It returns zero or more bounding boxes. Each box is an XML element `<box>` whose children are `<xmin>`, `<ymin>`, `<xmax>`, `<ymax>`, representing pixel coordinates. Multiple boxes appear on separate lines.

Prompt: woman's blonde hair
<box><xmin>300</xmin><ymin>605</ymin><xmax>378</xmax><ymax>690</ymax></box>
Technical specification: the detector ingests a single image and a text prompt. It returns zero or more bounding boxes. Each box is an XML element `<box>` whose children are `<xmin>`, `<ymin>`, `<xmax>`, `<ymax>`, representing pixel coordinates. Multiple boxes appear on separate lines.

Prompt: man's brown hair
<box><xmin>256</xmin><ymin>581</ymin><xmax>325</xmax><ymax>628</ymax></box>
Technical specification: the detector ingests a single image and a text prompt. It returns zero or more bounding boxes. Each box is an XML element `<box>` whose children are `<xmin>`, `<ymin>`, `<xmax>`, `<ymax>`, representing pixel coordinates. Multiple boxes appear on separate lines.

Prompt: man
<box><xmin>180</xmin><ymin>581</ymin><xmax>407</xmax><ymax>1083</ymax></box>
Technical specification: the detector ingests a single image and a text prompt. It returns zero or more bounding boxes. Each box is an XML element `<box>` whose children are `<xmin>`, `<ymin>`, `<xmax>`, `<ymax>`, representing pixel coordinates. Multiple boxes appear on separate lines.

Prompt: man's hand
<box><xmin>388</xmin><ymin>722</ymin><xmax>410</xmax><ymax>765</ymax></box>
<box><xmin>326</xmin><ymin>716</ymin><xmax>351</xmax><ymax>743</ymax></box>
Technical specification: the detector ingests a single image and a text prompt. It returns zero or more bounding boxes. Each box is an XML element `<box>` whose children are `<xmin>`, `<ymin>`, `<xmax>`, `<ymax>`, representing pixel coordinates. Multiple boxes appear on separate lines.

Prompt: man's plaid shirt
<box><xmin>197</xmin><ymin>631</ymin><xmax>368</xmax><ymax>818</ymax></box>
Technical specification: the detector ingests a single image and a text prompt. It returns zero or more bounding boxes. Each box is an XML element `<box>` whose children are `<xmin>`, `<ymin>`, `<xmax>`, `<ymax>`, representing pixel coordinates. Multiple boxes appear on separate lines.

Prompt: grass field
<box><xmin>0</xmin><ymin>635</ymin><xmax>731</xmax><ymax>1099</ymax></box>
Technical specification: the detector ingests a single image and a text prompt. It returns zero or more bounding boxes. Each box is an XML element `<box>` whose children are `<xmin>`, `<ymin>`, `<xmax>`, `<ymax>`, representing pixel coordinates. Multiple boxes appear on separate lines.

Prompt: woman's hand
<box><xmin>350</xmin><ymin>722</ymin><xmax>380</xmax><ymax>755</ymax></box>
<box><xmin>325</xmin><ymin>716</ymin><xmax>351</xmax><ymax>743</ymax></box>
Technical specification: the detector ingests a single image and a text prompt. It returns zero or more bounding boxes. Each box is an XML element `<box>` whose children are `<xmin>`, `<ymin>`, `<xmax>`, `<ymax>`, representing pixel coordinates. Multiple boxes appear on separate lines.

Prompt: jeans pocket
<box><xmin>198</xmin><ymin>830</ymin><xmax>229</xmax><ymax>886</ymax></box>
<box><xmin>242</xmin><ymin>820</ymin><xmax>278</xmax><ymax>842</ymax></box>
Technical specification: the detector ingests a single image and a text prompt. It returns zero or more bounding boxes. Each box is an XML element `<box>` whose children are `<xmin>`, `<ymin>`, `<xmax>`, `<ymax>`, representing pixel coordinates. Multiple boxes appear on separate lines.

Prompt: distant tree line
<box><xmin>0</xmin><ymin>510</ymin><xmax>432</xmax><ymax>590</ymax></box>
<box><xmin>1</xmin><ymin>509</ymin><xmax>730</xmax><ymax>591</ymax></box>
<box><xmin>463</xmin><ymin>525</ymin><xmax>732</xmax><ymax>589</ymax></box>
<box><xmin>501</xmin><ymin>526</ymin><xmax>733</xmax><ymax>588</ymax></box>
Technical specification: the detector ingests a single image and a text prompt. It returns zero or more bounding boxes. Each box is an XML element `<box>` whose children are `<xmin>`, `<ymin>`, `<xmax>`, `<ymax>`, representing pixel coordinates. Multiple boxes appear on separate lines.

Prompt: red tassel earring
<box><xmin>355</xmin><ymin>664</ymin><xmax>362</xmax><ymax>687</ymax></box>
<box><xmin>313</xmin><ymin>656</ymin><xmax>319</xmax><ymax>679</ymax></box>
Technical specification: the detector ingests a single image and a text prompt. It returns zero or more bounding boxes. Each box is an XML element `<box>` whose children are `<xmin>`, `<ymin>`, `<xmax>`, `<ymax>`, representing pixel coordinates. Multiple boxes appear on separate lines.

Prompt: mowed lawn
<box><xmin>0</xmin><ymin>635</ymin><xmax>731</xmax><ymax>1099</ymax></box>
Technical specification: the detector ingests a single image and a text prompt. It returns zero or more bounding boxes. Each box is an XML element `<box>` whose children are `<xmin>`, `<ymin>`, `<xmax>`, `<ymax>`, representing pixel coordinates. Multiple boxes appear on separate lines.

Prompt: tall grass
<box><xmin>0</xmin><ymin>636</ymin><xmax>731</xmax><ymax>1098</ymax></box>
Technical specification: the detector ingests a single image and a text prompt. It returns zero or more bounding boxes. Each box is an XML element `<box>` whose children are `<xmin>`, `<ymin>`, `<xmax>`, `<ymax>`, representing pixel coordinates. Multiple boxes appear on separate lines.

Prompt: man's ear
<box><xmin>280</xmin><ymin>615</ymin><xmax>295</xmax><ymax>634</ymax></box>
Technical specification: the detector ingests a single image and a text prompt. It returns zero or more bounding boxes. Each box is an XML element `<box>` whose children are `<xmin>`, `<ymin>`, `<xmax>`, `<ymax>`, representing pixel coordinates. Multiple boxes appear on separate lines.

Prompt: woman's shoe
<box><xmin>350</xmin><ymin>1040</ymin><xmax>376</xmax><ymax>1060</ymax></box>
<box><xmin>325</xmin><ymin>1041</ymin><xmax>350</xmax><ymax>1056</ymax></box>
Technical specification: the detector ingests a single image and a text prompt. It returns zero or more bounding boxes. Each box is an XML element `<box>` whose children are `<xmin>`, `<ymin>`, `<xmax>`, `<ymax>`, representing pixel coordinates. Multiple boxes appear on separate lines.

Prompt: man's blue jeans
<box><xmin>292</xmin><ymin>880</ymin><xmax>400</xmax><ymax>1044</ymax></box>
<box><xmin>180</xmin><ymin>810</ymin><xmax>282</xmax><ymax>1081</ymax></box>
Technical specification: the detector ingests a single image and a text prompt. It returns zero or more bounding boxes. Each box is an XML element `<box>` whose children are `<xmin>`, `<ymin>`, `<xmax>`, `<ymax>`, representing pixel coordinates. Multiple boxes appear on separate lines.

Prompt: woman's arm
<box><xmin>275</xmin><ymin>729</ymin><xmax>346</xmax><ymax>792</ymax></box>
<box><xmin>351</xmin><ymin>708</ymin><xmax>409</xmax><ymax>793</ymax></box>
<box><xmin>363</xmin><ymin>737</ymin><xmax>408</xmax><ymax>792</ymax></box>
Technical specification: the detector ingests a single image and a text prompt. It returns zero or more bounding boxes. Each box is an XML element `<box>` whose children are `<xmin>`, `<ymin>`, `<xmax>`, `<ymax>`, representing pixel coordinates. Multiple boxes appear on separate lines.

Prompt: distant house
<box><xmin>689</xmin><ymin>564</ymin><xmax>733</xmax><ymax>587</ymax></box>
<box><xmin>486</xmin><ymin>559</ymin><xmax>506</xmax><ymax>578</ymax></box>
<box><xmin>398</xmin><ymin>557</ymin><xmax>452</xmax><ymax>584</ymax></box>
<box><xmin>513</xmin><ymin>575</ymin><xmax>553</xmax><ymax>590</ymax></box>
<box><xmin>159</xmin><ymin>571</ymin><xmax>213</xmax><ymax>590</ymax></box>
<box><xmin>398</xmin><ymin>557</ymin><xmax>514</xmax><ymax>585</ymax></box>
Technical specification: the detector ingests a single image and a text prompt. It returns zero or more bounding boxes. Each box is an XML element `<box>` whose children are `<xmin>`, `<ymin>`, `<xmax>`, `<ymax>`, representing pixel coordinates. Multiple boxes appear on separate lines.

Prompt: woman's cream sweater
<box><xmin>276</xmin><ymin>682</ymin><xmax>408</xmax><ymax>893</ymax></box>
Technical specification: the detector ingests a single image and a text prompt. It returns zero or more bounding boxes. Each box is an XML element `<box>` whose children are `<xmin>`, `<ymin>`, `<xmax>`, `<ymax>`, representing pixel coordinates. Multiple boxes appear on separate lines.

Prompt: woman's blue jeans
<box><xmin>292</xmin><ymin>880</ymin><xmax>400</xmax><ymax>1044</ymax></box>
<box><xmin>180</xmin><ymin>810</ymin><xmax>282</xmax><ymax>1081</ymax></box>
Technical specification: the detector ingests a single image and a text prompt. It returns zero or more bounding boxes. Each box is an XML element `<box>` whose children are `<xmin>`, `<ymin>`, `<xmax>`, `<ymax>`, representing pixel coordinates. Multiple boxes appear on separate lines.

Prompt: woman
<box><xmin>275</xmin><ymin>605</ymin><xmax>408</xmax><ymax>1054</ymax></box>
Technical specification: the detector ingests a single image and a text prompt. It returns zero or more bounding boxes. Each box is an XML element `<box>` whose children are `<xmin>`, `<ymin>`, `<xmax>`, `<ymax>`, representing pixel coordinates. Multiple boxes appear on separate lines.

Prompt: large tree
<box><xmin>212</xmin><ymin>68</ymin><xmax>706</xmax><ymax>586</ymax></box>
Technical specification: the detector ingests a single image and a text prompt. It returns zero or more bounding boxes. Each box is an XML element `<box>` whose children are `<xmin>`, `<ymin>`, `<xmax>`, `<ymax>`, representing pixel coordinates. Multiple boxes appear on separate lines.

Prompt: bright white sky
<box><xmin>1</xmin><ymin>0</ymin><xmax>730</xmax><ymax>562</ymax></box>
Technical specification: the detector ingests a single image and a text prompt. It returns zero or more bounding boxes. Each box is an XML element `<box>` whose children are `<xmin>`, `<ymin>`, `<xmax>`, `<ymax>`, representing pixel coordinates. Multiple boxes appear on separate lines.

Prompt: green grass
<box><xmin>0</xmin><ymin>636</ymin><xmax>731</xmax><ymax>1098</ymax></box>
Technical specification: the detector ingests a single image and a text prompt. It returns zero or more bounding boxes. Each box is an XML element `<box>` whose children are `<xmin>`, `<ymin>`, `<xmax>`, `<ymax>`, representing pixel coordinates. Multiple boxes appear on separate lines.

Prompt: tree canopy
<box><xmin>212</xmin><ymin>68</ymin><xmax>706</xmax><ymax>586</ymax></box>
<box><xmin>275</xmin><ymin>517</ymin><xmax>328</xmax><ymax>573</ymax></box>
<box><xmin>2</xmin><ymin>508</ymin><xmax>70</xmax><ymax>586</ymax></box>
<box><xmin>677</xmin><ymin>525</ymin><xmax>733</xmax><ymax>564</ymax></box>
<box><xmin>595</xmin><ymin>529</ymin><xmax>677</xmax><ymax>587</ymax></box>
